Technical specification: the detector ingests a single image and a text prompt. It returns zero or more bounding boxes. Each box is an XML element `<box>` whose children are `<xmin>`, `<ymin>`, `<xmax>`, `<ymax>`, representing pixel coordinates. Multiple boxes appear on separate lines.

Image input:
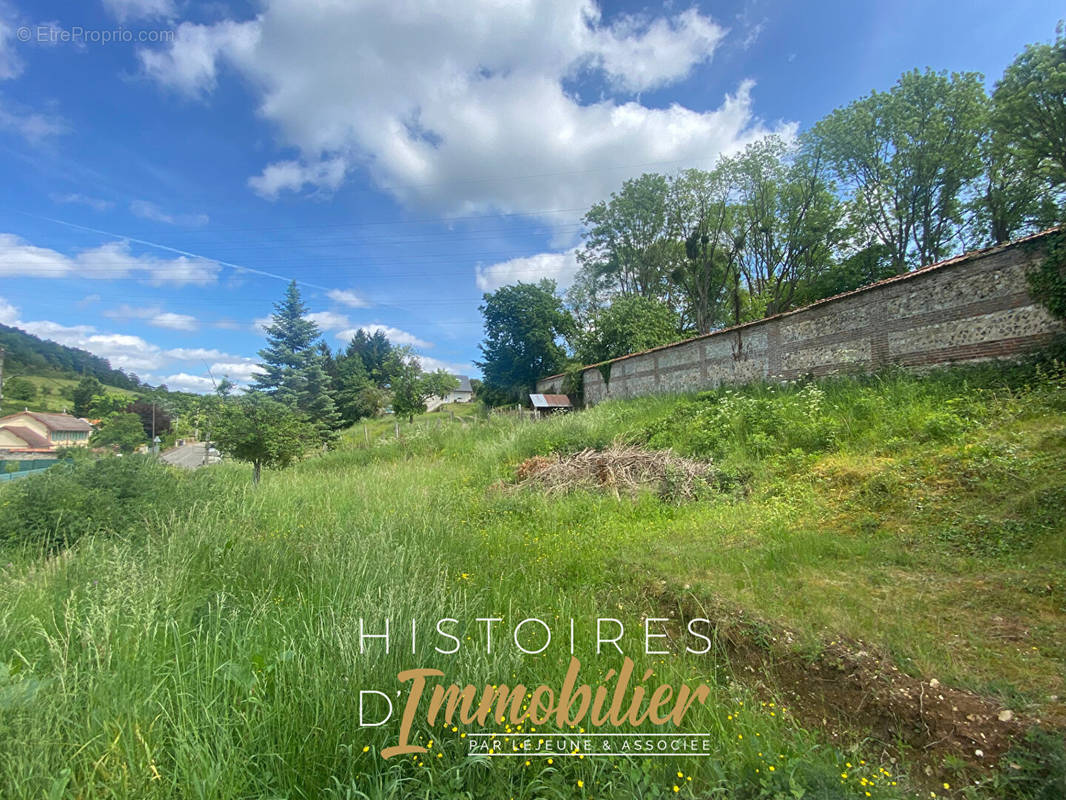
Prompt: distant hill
<box><xmin>0</xmin><ymin>322</ymin><xmax>145</xmax><ymax>391</ymax></box>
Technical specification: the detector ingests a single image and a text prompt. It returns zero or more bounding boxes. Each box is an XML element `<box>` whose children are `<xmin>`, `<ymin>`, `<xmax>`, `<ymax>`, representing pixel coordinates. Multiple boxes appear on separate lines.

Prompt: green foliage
<box><xmin>477</xmin><ymin>279</ymin><xmax>573</xmax><ymax>405</ymax></box>
<box><xmin>0</xmin><ymin>323</ymin><xmax>143</xmax><ymax>391</ymax></box>
<box><xmin>90</xmin><ymin>412</ymin><xmax>146</xmax><ymax>453</ymax></box>
<box><xmin>575</xmin><ymin>294</ymin><xmax>680</xmax><ymax>364</ymax></box>
<box><xmin>0</xmin><ymin>455</ymin><xmax>183</xmax><ymax>552</ymax></box>
<box><xmin>994</xmin><ymin>728</ymin><xmax>1066</xmax><ymax>800</ymax></box>
<box><xmin>72</xmin><ymin>375</ymin><xmax>103</xmax><ymax>417</ymax></box>
<box><xmin>2</xmin><ymin>376</ymin><xmax>36</xmax><ymax>402</ymax></box>
<box><xmin>387</xmin><ymin>347</ymin><xmax>427</xmax><ymax>421</ymax></box>
<box><xmin>89</xmin><ymin>392</ymin><xmax>134</xmax><ymax>417</ymax></box>
<box><xmin>1027</xmin><ymin>230</ymin><xmax>1066</xmax><ymax>320</ymax></box>
<box><xmin>253</xmin><ymin>281</ymin><xmax>341</xmax><ymax>445</ymax></box>
<box><xmin>421</xmin><ymin>369</ymin><xmax>460</xmax><ymax>402</ymax></box>
<box><xmin>812</xmin><ymin>68</ymin><xmax>987</xmax><ymax>271</ymax></box>
<box><xmin>993</xmin><ymin>26</ymin><xmax>1066</xmax><ymax>195</ymax></box>
<box><xmin>213</xmin><ymin>392</ymin><xmax>318</xmax><ymax>483</ymax></box>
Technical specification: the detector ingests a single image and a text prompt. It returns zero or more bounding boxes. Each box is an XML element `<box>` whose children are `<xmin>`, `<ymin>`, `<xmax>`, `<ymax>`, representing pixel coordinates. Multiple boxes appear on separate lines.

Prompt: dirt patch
<box><xmin>651</xmin><ymin>585</ymin><xmax>1064</xmax><ymax>786</ymax></box>
<box><xmin>511</xmin><ymin>446</ymin><xmax>716</xmax><ymax>501</ymax></box>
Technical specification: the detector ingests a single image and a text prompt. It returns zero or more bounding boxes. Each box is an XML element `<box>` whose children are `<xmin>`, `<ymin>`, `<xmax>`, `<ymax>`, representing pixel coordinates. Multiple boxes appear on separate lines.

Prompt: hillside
<box><xmin>0</xmin><ymin>322</ymin><xmax>144</xmax><ymax>390</ymax></box>
<box><xmin>0</xmin><ymin>375</ymin><xmax>138</xmax><ymax>417</ymax></box>
<box><xmin>0</xmin><ymin>360</ymin><xmax>1064</xmax><ymax>799</ymax></box>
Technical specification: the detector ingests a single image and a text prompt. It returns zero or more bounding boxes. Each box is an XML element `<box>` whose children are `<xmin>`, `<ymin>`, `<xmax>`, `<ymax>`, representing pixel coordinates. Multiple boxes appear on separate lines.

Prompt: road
<box><xmin>161</xmin><ymin>442</ymin><xmax>220</xmax><ymax>469</ymax></box>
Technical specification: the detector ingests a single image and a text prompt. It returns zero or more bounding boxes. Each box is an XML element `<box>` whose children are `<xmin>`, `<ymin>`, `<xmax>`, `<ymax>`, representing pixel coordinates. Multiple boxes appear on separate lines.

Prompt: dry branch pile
<box><xmin>512</xmin><ymin>445</ymin><xmax>716</xmax><ymax>501</ymax></box>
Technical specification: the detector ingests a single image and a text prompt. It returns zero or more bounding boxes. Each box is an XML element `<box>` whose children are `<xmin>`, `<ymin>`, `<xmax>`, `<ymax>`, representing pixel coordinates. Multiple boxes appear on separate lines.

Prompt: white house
<box><xmin>425</xmin><ymin>375</ymin><xmax>474</xmax><ymax>411</ymax></box>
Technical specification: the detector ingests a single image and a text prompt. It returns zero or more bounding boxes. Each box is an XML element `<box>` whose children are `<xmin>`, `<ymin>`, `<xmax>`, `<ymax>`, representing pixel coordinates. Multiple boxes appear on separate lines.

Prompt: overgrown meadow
<box><xmin>1</xmin><ymin>361</ymin><xmax>1065</xmax><ymax>799</ymax></box>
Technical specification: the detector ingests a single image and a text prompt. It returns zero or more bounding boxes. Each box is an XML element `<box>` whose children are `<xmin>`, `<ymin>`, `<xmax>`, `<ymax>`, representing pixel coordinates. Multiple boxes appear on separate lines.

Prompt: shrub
<box><xmin>0</xmin><ymin>455</ymin><xmax>185</xmax><ymax>552</ymax></box>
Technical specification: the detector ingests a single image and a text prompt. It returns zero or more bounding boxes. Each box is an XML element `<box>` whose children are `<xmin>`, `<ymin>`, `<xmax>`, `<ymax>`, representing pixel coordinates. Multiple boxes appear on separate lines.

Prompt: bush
<box><xmin>0</xmin><ymin>455</ymin><xmax>186</xmax><ymax>552</ymax></box>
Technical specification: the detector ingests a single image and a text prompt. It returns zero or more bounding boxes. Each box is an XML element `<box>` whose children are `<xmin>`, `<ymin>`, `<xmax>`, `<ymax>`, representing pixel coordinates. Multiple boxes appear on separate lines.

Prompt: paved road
<box><xmin>161</xmin><ymin>443</ymin><xmax>220</xmax><ymax>469</ymax></box>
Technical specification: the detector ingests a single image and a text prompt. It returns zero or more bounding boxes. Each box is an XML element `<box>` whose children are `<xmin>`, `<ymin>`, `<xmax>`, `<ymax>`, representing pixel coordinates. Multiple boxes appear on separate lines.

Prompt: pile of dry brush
<box><xmin>511</xmin><ymin>445</ymin><xmax>717</xmax><ymax>501</ymax></box>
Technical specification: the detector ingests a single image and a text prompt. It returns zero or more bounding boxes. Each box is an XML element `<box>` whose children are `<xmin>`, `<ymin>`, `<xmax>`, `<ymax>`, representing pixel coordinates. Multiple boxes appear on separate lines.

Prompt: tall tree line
<box><xmin>478</xmin><ymin>29</ymin><xmax>1066</xmax><ymax>405</ymax></box>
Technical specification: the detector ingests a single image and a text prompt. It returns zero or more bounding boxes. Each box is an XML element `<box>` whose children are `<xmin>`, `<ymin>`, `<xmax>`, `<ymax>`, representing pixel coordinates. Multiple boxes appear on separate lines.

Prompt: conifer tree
<box><xmin>254</xmin><ymin>281</ymin><xmax>341</xmax><ymax>445</ymax></box>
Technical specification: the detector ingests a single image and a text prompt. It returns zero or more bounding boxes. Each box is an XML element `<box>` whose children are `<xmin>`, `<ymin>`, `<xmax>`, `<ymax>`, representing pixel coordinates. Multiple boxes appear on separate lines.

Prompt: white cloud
<box><xmin>476</xmin><ymin>248</ymin><xmax>580</xmax><ymax>292</ymax></box>
<box><xmin>306</xmin><ymin>310</ymin><xmax>350</xmax><ymax>331</ymax></box>
<box><xmin>139</xmin><ymin>19</ymin><xmax>259</xmax><ymax>96</ymax></box>
<box><xmin>54</xmin><ymin>193</ymin><xmax>114</xmax><ymax>212</ymax></box>
<box><xmin>248</xmin><ymin>157</ymin><xmax>347</xmax><ymax>199</ymax></box>
<box><xmin>102</xmin><ymin>0</ymin><xmax>175</xmax><ymax>22</ymax></box>
<box><xmin>327</xmin><ymin>288</ymin><xmax>370</xmax><ymax>308</ymax></box>
<box><xmin>416</xmin><ymin>354</ymin><xmax>474</xmax><ymax>375</ymax></box>
<box><xmin>130</xmin><ymin>199</ymin><xmax>209</xmax><ymax>226</ymax></box>
<box><xmin>0</xmin><ymin>8</ymin><xmax>23</xmax><ymax>81</ymax></box>
<box><xmin>0</xmin><ymin>233</ymin><xmax>220</xmax><ymax>286</ymax></box>
<box><xmin>165</xmin><ymin>347</ymin><xmax>240</xmax><ymax>361</ymax></box>
<box><xmin>155</xmin><ymin>372</ymin><xmax>216</xmax><ymax>392</ymax></box>
<box><xmin>0</xmin><ymin>105</ymin><xmax>66</xmax><ymax>139</ymax></box>
<box><xmin>210</xmin><ymin>361</ymin><xmax>263</xmax><ymax>382</ymax></box>
<box><xmin>138</xmin><ymin>1</ymin><xmax>788</xmax><ymax>220</ymax></box>
<box><xmin>0</xmin><ymin>295</ymin><xmax>17</xmax><ymax>324</ymax></box>
<box><xmin>12</xmin><ymin>312</ymin><xmax>165</xmax><ymax>371</ymax></box>
<box><xmin>104</xmin><ymin>304</ymin><xmax>199</xmax><ymax>331</ymax></box>
<box><xmin>336</xmin><ymin>324</ymin><xmax>431</xmax><ymax>349</ymax></box>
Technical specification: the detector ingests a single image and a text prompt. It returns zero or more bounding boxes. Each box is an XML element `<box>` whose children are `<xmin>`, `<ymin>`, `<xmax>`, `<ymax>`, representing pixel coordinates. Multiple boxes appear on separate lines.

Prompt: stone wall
<box><xmin>537</xmin><ymin>230</ymin><xmax>1062</xmax><ymax>405</ymax></box>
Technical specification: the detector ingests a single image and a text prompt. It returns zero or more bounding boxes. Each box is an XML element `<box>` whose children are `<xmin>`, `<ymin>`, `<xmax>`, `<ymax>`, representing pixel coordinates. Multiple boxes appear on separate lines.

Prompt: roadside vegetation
<box><xmin>1</xmin><ymin>358</ymin><xmax>1064</xmax><ymax>799</ymax></box>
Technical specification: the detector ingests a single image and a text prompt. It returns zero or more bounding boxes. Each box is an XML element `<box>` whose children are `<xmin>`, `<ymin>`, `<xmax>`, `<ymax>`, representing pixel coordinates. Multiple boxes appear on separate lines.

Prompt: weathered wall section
<box><xmin>537</xmin><ymin>232</ymin><xmax>1062</xmax><ymax>405</ymax></box>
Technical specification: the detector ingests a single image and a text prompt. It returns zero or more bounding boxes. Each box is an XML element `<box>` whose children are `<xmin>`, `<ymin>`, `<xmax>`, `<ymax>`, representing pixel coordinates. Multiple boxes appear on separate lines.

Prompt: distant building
<box><xmin>426</xmin><ymin>375</ymin><xmax>475</xmax><ymax>411</ymax></box>
<box><xmin>0</xmin><ymin>411</ymin><xmax>93</xmax><ymax>452</ymax></box>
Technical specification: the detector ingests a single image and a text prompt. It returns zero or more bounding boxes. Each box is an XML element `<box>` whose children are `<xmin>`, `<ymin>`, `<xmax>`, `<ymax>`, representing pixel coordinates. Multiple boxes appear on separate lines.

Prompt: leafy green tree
<box><xmin>334</xmin><ymin>345</ymin><xmax>385</xmax><ymax>424</ymax></box>
<box><xmin>89</xmin><ymin>393</ymin><xmax>132</xmax><ymax>417</ymax></box>
<box><xmin>253</xmin><ymin>281</ymin><xmax>341</xmax><ymax>445</ymax></box>
<box><xmin>576</xmin><ymin>173</ymin><xmax>680</xmax><ymax>305</ymax></box>
<box><xmin>993</xmin><ymin>27</ymin><xmax>1066</xmax><ymax>197</ymax></box>
<box><xmin>667</xmin><ymin>166</ymin><xmax>742</xmax><ymax>334</ymax></box>
<box><xmin>575</xmin><ymin>294</ymin><xmax>680</xmax><ymax>364</ymax></box>
<box><xmin>386</xmin><ymin>347</ymin><xmax>427</xmax><ymax>422</ymax></box>
<box><xmin>3</xmin><ymin>377</ymin><xmax>36</xmax><ymax>403</ymax></box>
<box><xmin>125</xmin><ymin>400</ymin><xmax>173</xmax><ymax>439</ymax></box>
<box><xmin>728</xmin><ymin>136</ymin><xmax>847</xmax><ymax>316</ymax></box>
<box><xmin>72</xmin><ymin>375</ymin><xmax>103</xmax><ymax>417</ymax></box>
<box><xmin>476</xmin><ymin>280</ymin><xmax>573</xmax><ymax>406</ymax></box>
<box><xmin>421</xmin><ymin>370</ymin><xmax>460</xmax><ymax>404</ymax></box>
<box><xmin>90</xmin><ymin>412</ymin><xmax>145</xmax><ymax>454</ymax></box>
<box><xmin>812</xmin><ymin>69</ymin><xmax>987</xmax><ymax>271</ymax></box>
<box><xmin>213</xmin><ymin>393</ymin><xmax>317</xmax><ymax>484</ymax></box>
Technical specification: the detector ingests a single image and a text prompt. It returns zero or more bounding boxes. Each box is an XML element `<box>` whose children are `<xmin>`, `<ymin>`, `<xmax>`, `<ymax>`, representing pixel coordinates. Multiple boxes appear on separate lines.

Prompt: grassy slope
<box><xmin>0</xmin><ymin>365</ymin><xmax>1064</xmax><ymax>799</ymax></box>
<box><xmin>0</xmin><ymin>375</ymin><xmax>136</xmax><ymax>416</ymax></box>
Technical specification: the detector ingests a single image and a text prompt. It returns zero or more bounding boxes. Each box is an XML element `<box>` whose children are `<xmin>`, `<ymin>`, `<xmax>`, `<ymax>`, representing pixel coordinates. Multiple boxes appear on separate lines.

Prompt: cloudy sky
<box><xmin>0</xmin><ymin>0</ymin><xmax>1058</xmax><ymax>392</ymax></box>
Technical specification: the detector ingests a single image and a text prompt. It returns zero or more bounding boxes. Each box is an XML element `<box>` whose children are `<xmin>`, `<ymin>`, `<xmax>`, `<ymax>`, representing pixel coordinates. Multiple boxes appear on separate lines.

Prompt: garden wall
<box><xmin>537</xmin><ymin>229</ymin><xmax>1063</xmax><ymax>405</ymax></box>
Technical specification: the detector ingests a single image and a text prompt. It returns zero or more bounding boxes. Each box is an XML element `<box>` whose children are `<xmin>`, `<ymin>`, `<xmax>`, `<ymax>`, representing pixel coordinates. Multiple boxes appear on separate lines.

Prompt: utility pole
<box><xmin>0</xmin><ymin>346</ymin><xmax>4</xmax><ymax>405</ymax></box>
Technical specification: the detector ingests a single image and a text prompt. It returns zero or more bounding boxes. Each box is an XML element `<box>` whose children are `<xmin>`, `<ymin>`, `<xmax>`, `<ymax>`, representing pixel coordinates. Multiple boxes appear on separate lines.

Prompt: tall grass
<box><xmin>1</xmin><ymin>361</ymin><xmax>1064</xmax><ymax>798</ymax></box>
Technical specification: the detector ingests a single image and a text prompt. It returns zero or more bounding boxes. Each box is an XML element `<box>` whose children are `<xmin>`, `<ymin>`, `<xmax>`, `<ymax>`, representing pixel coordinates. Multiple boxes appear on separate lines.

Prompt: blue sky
<box><xmin>0</xmin><ymin>0</ymin><xmax>1059</xmax><ymax>392</ymax></box>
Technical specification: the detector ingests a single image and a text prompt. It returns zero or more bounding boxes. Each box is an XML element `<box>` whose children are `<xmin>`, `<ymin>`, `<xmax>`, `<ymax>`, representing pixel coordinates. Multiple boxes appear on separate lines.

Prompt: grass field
<box><xmin>0</xmin><ymin>363</ymin><xmax>1064</xmax><ymax>799</ymax></box>
<box><xmin>0</xmin><ymin>375</ymin><xmax>136</xmax><ymax>417</ymax></box>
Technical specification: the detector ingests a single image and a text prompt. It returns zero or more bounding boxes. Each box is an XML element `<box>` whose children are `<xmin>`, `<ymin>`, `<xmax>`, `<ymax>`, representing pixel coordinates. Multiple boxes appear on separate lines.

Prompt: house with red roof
<box><xmin>0</xmin><ymin>411</ymin><xmax>93</xmax><ymax>452</ymax></box>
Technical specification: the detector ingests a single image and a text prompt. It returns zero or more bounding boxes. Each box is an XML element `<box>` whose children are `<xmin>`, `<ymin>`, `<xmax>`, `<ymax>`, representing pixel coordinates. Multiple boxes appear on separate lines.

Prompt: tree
<box><xmin>345</xmin><ymin>328</ymin><xmax>395</xmax><ymax>385</ymax></box>
<box><xmin>421</xmin><ymin>370</ymin><xmax>460</xmax><ymax>404</ymax></box>
<box><xmin>72</xmin><ymin>375</ymin><xmax>103</xmax><ymax>417</ymax></box>
<box><xmin>89</xmin><ymin>393</ymin><xmax>133</xmax><ymax>417</ymax></box>
<box><xmin>213</xmin><ymin>393</ymin><xmax>317</xmax><ymax>484</ymax></box>
<box><xmin>126</xmin><ymin>400</ymin><xmax>173</xmax><ymax>440</ymax></box>
<box><xmin>811</xmin><ymin>69</ymin><xmax>986</xmax><ymax>271</ymax></box>
<box><xmin>576</xmin><ymin>173</ymin><xmax>681</xmax><ymax>305</ymax></box>
<box><xmin>254</xmin><ymin>281</ymin><xmax>341</xmax><ymax>445</ymax></box>
<box><xmin>334</xmin><ymin>344</ymin><xmax>385</xmax><ymax>424</ymax></box>
<box><xmin>575</xmin><ymin>295</ymin><xmax>680</xmax><ymax>365</ymax></box>
<box><xmin>476</xmin><ymin>280</ymin><xmax>573</xmax><ymax>406</ymax></box>
<box><xmin>729</xmin><ymin>136</ymin><xmax>847</xmax><ymax>316</ymax></box>
<box><xmin>3</xmin><ymin>377</ymin><xmax>36</xmax><ymax>402</ymax></box>
<box><xmin>386</xmin><ymin>348</ymin><xmax>427</xmax><ymax>422</ymax></box>
<box><xmin>993</xmin><ymin>27</ymin><xmax>1066</xmax><ymax>197</ymax></box>
<box><xmin>667</xmin><ymin>166</ymin><xmax>741</xmax><ymax>334</ymax></box>
<box><xmin>91</xmin><ymin>412</ymin><xmax>146</xmax><ymax>454</ymax></box>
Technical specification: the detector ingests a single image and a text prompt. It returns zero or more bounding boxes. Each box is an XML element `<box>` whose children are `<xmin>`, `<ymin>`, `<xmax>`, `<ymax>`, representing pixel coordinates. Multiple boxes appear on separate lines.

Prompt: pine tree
<box><xmin>254</xmin><ymin>281</ymin><xmax>341</xmax><ymax>446</ymax></box>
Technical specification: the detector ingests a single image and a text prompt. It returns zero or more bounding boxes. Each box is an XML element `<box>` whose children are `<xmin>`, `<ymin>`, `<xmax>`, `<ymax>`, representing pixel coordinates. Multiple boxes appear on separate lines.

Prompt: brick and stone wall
<box><xmin>537</xmin><ymin>230</ymin><xmax>1062</xmax><ymax>405</ymax></box>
